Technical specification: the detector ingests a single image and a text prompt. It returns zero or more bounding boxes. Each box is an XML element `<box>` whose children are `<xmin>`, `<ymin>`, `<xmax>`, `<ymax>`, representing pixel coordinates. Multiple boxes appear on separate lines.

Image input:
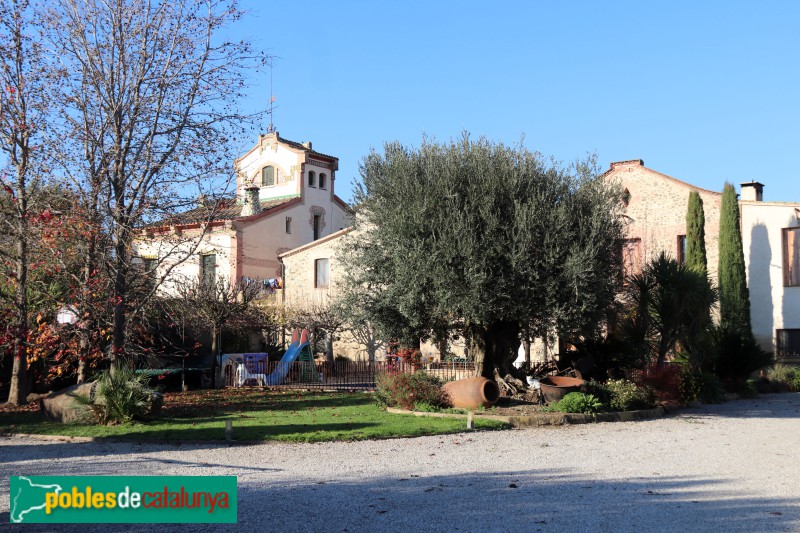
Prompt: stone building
<box><xmin>279</xmin><ymin>228</ymin><xmax>389</xmax><ymax>362</ymax></box>
<box><xmin>602</xmin><ymin>159</ymin><xmax>722</xmax><ymax>279</ymax></box>
<box><xmin>604</xmin><ymin>159</ymin><xmax>799</xmax><ymax>360</ymax></box>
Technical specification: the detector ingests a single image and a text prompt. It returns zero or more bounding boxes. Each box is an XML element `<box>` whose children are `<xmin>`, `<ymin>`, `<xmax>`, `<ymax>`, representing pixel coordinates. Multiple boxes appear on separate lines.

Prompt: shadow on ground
<box><xmin>1</xmin><ymin>469</ymin><xmax>798</xmax><ymax>532</ymax></box>
<box><xmin>674</xmin><ymin>394</ymin><xmax>800</xmax><ymax>420</ymax></box>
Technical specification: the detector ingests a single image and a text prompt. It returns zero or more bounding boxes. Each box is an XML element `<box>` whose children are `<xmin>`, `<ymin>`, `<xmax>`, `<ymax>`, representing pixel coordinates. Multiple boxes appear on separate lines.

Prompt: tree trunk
<box><xmin>77</xmin><ymin>336</ymin><xmax>88</xmax><ymax>384</ymax></box>
<box><xmin>7</xmin><ymin>222</ymin><xmax>29</xmax><ymax>405</ymax></box>
<box><xmin>110</xmin><ymin>202</ymin><xmax>132</xmax><ymax>374</ymax></box>
<box><xmin>111</xmin><ymin>238</ymin><xmax>128</xmax><ymax>374</ymax></box>
<box><xmin>210</xmin><ymin>327</ymin><xmax>219</xmax><ymax>388</ymax></box>
<box><xmin>437</xmin><ymin>338</ymin><xmax>447</xmax><ymax>362</ymax></box>
<box><xmin>7</xmin><ymin>343</ymin><xmax>28</xmax><ymax>405</ymax></box>
<box><xmin>468</xmin><ymin>320</ymin><xmax>521</xmax><ymax>379</ymax></box>
<box><xmin>325</xmin><ymin>333</ymin><xmax>334</xmax><ymax>363</ymax></box>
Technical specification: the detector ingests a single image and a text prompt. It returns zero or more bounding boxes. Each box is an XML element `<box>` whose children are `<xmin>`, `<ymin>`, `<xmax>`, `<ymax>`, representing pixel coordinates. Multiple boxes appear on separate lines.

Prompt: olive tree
<box><xmin>342</xmin><ymin>135</ymin><xmax>625</xmax><ymax>384</ymax></box>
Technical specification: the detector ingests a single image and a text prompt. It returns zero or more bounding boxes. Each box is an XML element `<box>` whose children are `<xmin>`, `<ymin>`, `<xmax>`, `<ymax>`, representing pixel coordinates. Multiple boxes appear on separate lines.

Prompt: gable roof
<box><xmin>235</xmin><ymin>132</ymin><xmax>339</xmax><ymax>168</ymax></box>
<box><xmin>154</xmin><ymin>196</ymin><xmax>301</xmax><ymax>227</ymax></box>
<box><xmin>602</xmin><ymin>159</ymin><xmax>722</xmax><ymax>197</ymax></box>
<box><xmin>279</xmin><ymin>227</ymin><xmax>354</xmax><ymax>259</ymax></box>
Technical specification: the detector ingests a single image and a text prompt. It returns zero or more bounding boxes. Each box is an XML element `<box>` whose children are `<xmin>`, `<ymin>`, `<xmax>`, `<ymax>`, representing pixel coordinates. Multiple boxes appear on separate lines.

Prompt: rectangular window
<box><xmin>620</xmin><ymin>238</ymin><xmax>642</xmax><ymax>278</ymax></box>
<box><xmin>315</xmin><ymin>258</ymin><xmax>329</xmax><ymax>289</ymax></box>
<box><xmin>285</xmin><ymin>216</ymin><xmax>292</xmax><ymax>234</ymax></box>
<box><xmin>677</xmin><ymin>235</ymin><xmax>687</xmax><ymax>264</ymax></box>
<box><xmin>776</xmin><ymin>329</ymin><xmax>800</xmax><ymax>358</ymax></box>
<box><xmin>784</xmin><ymin>227</ymin><xmax>800</xmax><ymax>287</ymax></box>
<box><xmin>319</xmin><ymin>173</ymin><xmax>327</xmax><ymax>190</ymax></box>
<box><xmin>200</xmin><ymin>253</ymin><xmax>216</xmax><ymax>290</ymax></box>
<box><xmin>262</xmin><ymin>166</ymin><xmax>275</xmax><ymax>187</ymax></box>
<box><xmin>313</xmin><ymin>214</ymin><xmax>322</xmax><ymax>241</ymax></box>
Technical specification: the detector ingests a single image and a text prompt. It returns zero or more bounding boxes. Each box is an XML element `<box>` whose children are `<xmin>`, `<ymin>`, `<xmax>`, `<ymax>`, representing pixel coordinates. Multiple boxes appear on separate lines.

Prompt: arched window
<box><xmin>319</xmin><ymin>173</ymin><xmax>327</xmax><ymax>190</ymax></box>
<box><xmin>308</xmin><ymin>171</ymin><xmax>316</xmax><ymax>188</ymax></box>
<box><xmin>261</xmin><ymin>166</ymin><xmax>275</xmax><ymax>187</ymax></box>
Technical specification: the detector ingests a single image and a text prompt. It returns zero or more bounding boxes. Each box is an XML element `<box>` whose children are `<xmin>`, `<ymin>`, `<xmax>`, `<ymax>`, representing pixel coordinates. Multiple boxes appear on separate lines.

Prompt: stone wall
<box><xmin>604</xmin><ymin>160</ymin><xmax>722</xmax><ymax>282</ymax></box>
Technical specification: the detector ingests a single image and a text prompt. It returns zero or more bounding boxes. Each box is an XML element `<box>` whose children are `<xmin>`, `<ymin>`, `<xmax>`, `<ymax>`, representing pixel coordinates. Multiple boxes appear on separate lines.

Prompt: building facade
<box><xmin>739</xmin><ymin>182</ymin><xmax>800</xmax><ymax>360</ymax></box>
<box><xmin>604</xmin><ymin>159</ymin><xmax>800</xmax><ymax>360</ymax></box>
<box><xmin>602</xmin><ymin>159</ymin><xmax>722</xmax><ymax>280</ymax></box>
<box><xmin>136</xmin><ymin>132</ymin><xmax>351</xmax><ymax>292</ymax></box>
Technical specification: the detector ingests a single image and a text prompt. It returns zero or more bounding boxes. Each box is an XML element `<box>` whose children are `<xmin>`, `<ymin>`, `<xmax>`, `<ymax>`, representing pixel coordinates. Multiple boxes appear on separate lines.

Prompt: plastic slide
<box><xmin>264</xmin><ymin>330</ymin><xmax>309</xmax><ymax>386</ymax></box>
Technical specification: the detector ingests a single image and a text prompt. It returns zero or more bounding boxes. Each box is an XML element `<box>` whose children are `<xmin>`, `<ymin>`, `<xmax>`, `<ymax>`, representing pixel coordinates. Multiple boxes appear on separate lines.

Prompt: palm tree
<box><xmin>624</xmin><ymin>253</ymin><xmax>717</xmax><ymax>369</ymax></box>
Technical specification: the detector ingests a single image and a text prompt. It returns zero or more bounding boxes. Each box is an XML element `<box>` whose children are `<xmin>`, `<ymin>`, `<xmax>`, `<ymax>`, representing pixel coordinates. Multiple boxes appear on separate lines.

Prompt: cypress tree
<box><xmin>685</xmin><ymin>191</ymin><xmax>707</xmax><ymax>272</ymax></box>
<box><xmin>718</xmin><ymin>182</ymin><xmax>752</xmax><ymax>336</ymax></box>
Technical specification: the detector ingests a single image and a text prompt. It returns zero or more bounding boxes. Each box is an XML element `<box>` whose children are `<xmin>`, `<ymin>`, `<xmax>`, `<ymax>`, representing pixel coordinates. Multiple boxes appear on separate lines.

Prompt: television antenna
<box><xmin>266</xmin><ymin>62</ymin><xmax>277</xmax><ymax>133</ymax></box>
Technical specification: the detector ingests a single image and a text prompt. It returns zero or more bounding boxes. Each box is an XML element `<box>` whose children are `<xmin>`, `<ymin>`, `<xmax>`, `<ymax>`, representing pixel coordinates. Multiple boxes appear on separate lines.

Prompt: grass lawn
<box><xmin>0</xmin><ymin>388</ymin><xmax>508</xmax><ymax>443</ymax></box>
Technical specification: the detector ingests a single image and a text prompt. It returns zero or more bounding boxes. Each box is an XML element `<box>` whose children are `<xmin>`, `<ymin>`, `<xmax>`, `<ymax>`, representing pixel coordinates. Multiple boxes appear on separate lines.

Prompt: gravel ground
<box><xmin>2</xmin><ymin>394</ymin><xmax>799</xmax><ymax>533</ymax></box>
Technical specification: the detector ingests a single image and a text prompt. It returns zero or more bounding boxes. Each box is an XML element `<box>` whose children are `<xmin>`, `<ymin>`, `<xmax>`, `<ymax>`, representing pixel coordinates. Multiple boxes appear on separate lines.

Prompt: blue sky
<box><xmin>232</xmin><ymin>0</ymin><xmax>800</xmax><ymax>204</ymax></box>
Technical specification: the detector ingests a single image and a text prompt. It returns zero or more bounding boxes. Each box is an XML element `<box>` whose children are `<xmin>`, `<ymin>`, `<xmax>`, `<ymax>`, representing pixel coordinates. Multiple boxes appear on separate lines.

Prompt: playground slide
<box><xmin>264</xmin><ymin>340</ymin><xmax>306</xmax><ymax>386</ymax></box>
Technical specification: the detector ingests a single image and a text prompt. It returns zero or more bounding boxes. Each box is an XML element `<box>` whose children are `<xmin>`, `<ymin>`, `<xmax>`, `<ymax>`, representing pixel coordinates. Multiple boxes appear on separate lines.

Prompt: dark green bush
<box><xmin>679</xmin><ymin>368</ymin><xmax>727</xmax><ymax>404</ymax></box>
<box><xmin>550</xmin><ymin>392</ymin><xmax>603</xmax><ymax>414</ymax></box>
<box><xmin>375</xmin><ymin>371</ymin><xmax>447</xmax><ymax>410</ymax></box>
<box><xmin>709</xmin><ymin>326</ymin><xmax>772</xmax><ymax>380</ymax></box>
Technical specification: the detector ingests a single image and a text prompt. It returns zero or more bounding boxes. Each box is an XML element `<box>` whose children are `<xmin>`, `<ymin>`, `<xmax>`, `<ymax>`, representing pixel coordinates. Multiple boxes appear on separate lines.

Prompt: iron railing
<box><xmin>224</xmin><ymin>360</ymin><xmax>478</xmax><ymax>391</ymax></box>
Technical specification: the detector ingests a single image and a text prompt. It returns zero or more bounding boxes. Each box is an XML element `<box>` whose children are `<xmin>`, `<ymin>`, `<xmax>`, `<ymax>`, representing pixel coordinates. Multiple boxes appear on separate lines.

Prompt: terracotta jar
<box><xmin>443</xmin><ymin>377</ymin><xmax>501</xmax><ymax>410</ymax></box>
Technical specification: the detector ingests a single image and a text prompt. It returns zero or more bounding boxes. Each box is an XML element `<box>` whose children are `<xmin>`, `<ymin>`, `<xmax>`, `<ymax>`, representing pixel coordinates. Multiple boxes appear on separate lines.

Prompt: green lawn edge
<box><xmin>1</xmin><ymin>391</ymin><xmax>509</xmax><ymax>444</ymax></box>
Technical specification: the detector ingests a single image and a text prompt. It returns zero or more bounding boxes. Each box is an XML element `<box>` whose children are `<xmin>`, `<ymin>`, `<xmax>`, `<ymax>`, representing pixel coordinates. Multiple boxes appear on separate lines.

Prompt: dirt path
<box><xmin>2</xmin><ymin>394</ymin><xmax>799</xmax><ymax>532</ymax></box>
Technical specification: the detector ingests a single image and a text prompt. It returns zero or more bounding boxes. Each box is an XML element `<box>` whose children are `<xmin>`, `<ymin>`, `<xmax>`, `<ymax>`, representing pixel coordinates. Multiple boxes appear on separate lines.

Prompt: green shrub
<box><xmin>696</xmin><ymin>372</ymin><xmax>728</xmax><ymax>403</ymax></box>
<box><xmin>550</xmin><ymin>392</ymin><xmax>603</xmax><ymax>414</ymax></box>
<box><xmin>584</xmin><ymin>380</ymin><xmax>612</xmax><ymax>406</ymax></box>
<box><xmin>604</xmin><ymin>379</ymin><xmax>656</xmax><ymax>411</ymax></box>
<box><xmin>738</xmin><ymin>379</ymin><xmax>759</xmax><ymax>399</ymax></box>
<box><xmin>412</xmin><ymin>401</ymin><xmax>438</xmax><ymax>412</ymax></box>
<box><xmin>768</xmin><ymin>365</ymin><xmax>800</xmax><ymax>392</ymax></box>
<box><xmin>679</xmin><ymin>369</ymin><xmax>727</xmax><ymax>404</ymax></box>
<box><xmin>72</xmin><ymin>367</ymin><xmax>160</xmax><ymax>424</ymax></box>
<box><xmin>375</xmin><ymin>371</ymin><xmax>447</xmax><ymax>410</ymax></box>
<box><xmin>709</xmin><ymin>326</ymin><xmax>772</xmax><ymax>380</ymax></box>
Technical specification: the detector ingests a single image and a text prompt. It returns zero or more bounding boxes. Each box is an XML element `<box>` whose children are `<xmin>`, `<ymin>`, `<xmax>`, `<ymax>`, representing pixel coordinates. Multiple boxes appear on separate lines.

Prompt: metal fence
<box><xmin>224</xmin><ymin>360</ymin><xmax>478</xmax><ymax>391</ymax></box>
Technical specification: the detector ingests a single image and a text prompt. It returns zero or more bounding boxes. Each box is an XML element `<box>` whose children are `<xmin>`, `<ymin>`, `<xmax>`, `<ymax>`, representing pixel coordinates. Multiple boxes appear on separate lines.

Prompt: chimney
<box><xmin>302</xmin><ymin>141</ymin><xmax>312</xmax><ymax>150</ymax></box>
<box><xmin>240</xmin><ymin>186</ymin><xmax>262</xmax><ymax>216</ymax></box>
<box><xmin>740</xmin><ymin>181</ymin><xmax>764</xmax><ymax>202</ymax></box>
<box><xmin>197</xmin><ymin>193</ymin><xmax>207</xmax><ymax>207</ymax></box>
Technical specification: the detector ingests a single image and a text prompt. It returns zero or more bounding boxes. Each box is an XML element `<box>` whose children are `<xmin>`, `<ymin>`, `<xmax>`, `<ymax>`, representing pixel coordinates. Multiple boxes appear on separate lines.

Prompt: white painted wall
<box><xmin>236</xmin><ymin>136</ymin><xmax>303</xmax><ymax>201</ymax></box>
<box><xmin>740</xmin><ymin>200</ymin><xmax>800</xmax><ymax>352</ymax></box>
<box><xmin>134</xmin><ymin>227</ymin><xmax>235</xmax><ymax>296</ymax></box>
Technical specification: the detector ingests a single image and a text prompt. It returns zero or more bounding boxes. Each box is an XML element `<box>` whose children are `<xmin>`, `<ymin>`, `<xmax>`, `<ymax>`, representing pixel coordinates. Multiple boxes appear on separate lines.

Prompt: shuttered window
<box><xmin>201</xmin><ymin>253</ymin><xmax>216</xmax><ymax>290</ymax></box>
<box><xmin>784</xmin><ymin>227</ymin><xmax>800</xmax><ymax>286</ymax></box>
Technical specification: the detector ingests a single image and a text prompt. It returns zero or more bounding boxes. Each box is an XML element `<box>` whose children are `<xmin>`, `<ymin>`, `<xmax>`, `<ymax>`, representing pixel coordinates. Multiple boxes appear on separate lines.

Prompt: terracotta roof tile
<box><xmin>157</xmin><ymin>196</ymin><xmax>299</xmax><ymax>226</ymax></box>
